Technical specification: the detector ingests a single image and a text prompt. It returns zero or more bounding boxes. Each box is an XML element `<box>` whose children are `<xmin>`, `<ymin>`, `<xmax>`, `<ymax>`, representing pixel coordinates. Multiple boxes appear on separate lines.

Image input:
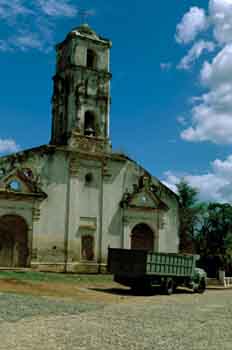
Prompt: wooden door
<box><xmin>131</xmin><ymin>224</ymin><xmax>154</xmax><ymax>251</ymax></box>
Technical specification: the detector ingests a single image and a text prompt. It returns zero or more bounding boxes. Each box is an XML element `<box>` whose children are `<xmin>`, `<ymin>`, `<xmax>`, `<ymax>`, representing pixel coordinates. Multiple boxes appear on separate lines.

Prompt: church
<box><xmin>0</xmin><ymin>24</ymin><xmax>179</xmax><ymax>273</ymax></box>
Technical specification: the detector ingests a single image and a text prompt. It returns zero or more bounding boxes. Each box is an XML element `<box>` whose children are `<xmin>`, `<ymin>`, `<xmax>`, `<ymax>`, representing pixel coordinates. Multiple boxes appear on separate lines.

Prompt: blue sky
<box><xmin>1</xmin><ymin>0</ymin><xmax>232</xmax><ymax>203</ymax></box>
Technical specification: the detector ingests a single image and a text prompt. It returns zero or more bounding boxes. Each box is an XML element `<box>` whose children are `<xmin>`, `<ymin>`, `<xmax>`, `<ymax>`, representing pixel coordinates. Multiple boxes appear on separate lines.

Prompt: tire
<box><xmin>173</xmin><ymin>282</ymin><xmax>178</xmax><ymax>292</ymax></box>
<box><xmin>130</xmin><ymin>283</ymin><xmax>141</xmax><ymax>294</ymax></box>
<box><xmin>163</xmin><ymin>278</ymin><xmax>174</xmax><ymax>295</ymax></box>
<box><xmin>193</xmin><ymin>278</ymin><xmax>206</xmax><ymax>294</ymax></box>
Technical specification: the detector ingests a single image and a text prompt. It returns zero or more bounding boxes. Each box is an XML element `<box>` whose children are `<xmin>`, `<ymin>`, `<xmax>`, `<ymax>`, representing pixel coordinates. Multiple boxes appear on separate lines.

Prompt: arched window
<box><xmin>87</xmin><ymin>49</ymin><xmax>97</xmax><ymax>69</ymax></box>
<box><xmin>84</xmin><ymin>111</ymin><xmax>96</xmax><ymax>136</ymax></box>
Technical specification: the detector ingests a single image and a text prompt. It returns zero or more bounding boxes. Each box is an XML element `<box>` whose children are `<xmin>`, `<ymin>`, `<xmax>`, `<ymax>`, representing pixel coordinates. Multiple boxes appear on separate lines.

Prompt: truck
<box><xmin>107</xmin><ymin>248</ymin><xmax>207</xmax><ymax>295</ymax></box>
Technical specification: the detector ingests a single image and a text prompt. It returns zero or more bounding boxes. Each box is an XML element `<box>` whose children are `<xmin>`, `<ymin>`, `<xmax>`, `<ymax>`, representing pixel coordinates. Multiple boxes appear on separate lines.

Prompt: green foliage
<box><xmin>176</xmin><ymin>179</ymin><xmax>203</xmax><ymax>253</ymax></box>
<box><xmin>195</xmin><ymin>203</ymin><xmax>232</xmax><ymax>268</ymax></box>
<box><xmin>176</xmin><ymin>180</ymin><xmax>198</xmax><ymax>208</ymax></box>
<box><xmin>176</xmin><ymin>179</ymin><xmax>232</xmax><ymax>270</ymax></box>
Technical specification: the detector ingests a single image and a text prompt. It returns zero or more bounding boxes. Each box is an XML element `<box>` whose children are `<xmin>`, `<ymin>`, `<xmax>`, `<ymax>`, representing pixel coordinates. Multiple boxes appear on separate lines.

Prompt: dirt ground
<box><xmin>0</xmin><ymin>275</ymin><xmax>231</xmax><ymax>350</ymax></box>
<box><xmin>0</xmin><ymin>276</ymin><xmax>225</xmax><ymax>304</ymax></box>
<box><xmin>0</xmin><ymin>277</ymin><xmax>144</xmax><ymax>303</ymax></box>
<box><xmin>0</xmin><ymin>279</ymin><xmax>231</xmax><ymax>350</ymax></box>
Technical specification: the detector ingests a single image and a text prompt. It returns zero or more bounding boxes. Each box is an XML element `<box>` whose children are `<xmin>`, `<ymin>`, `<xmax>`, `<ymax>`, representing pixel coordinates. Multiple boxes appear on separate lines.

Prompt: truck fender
<box><xmin>193</xmin><ymin>278</ymin><xmax>206</xmax><ymax>294</ymax></box>
<box><xmin>192</xmin><ymin>268</ymin><xmax>207</xmax><ymax>294</ymax></box>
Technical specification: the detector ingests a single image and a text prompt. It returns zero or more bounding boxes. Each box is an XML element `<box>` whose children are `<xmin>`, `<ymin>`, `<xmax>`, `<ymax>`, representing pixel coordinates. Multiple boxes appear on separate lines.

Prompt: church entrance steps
<box><xmin>0</xmin><ymin>267</ymin><xmax>32</xmax><ymax>272</ymax></box>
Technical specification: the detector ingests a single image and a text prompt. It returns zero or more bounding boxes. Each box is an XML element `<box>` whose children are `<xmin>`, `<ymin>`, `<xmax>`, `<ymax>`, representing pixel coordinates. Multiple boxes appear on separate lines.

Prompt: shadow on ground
<box><xmin>88</xmin><ymin>286</ymin><xmax>194</xmax><ymax>297</ymax></box>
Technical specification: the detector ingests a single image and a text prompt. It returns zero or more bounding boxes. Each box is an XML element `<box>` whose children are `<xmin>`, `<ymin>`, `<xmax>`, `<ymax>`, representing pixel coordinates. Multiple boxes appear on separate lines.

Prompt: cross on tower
<box><xmin>78</xmin><ymin>9</ymin><xmax>95</xmax><ymax>24</ymax></box>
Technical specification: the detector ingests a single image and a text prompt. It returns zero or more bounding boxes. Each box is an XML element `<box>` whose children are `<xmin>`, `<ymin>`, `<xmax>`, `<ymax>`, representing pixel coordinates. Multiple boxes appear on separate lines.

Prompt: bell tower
<box><xmin>50</xmin><ymin>24</ymin><xmax>112</xmax><ymax>152</ymax></box>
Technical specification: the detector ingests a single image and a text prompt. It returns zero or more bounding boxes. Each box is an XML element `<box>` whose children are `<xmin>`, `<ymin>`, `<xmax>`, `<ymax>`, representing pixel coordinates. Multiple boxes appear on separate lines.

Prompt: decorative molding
<box><xmin>32</xmin><ymin>208</ymin><xmax>40</xmax><ymax>222</ymax></box>
<box><xmin>69</xmin><ymin>156</ymin><xmax>81</xmax><ymax>177</ymax></box>
<box><xmin>102</xmin><ymin>158</ymin><xmax>111</xmax><ymax>180</ymax></box>
<box><xmin>32</xmin><ymin>248</ymin><xmax>38</xmax><ymax>259</ymax></box>
<box><xmin>123</xmin><ymin>214</ymin><xmax>153</xmax><ymax>223</ymax></box>
<box><xmin>79</xmin><ymin>216</ymin><xmax>97</xmax><ymax>230</ymax></box>
<box><xmin>69</xmin><ymin>134</ymin><xmax>110</xmax><ymax>154</ymax></box>
<box><xmin>0</xmin><ymin>190</ymin><xmax>46</xmax><ymax>202</ymax></box>
<box><xmin>120</xmin><ymin>174</ymin><xmax>169</xmax><ymax>211</ymax></box>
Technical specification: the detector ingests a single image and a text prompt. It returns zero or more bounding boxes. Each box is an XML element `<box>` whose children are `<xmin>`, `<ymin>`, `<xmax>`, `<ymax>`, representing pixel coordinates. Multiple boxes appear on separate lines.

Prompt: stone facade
<box><xmin>0</xmin><ymin>24</ymin><xmax>180</xmax><ymax>273</ymax></box>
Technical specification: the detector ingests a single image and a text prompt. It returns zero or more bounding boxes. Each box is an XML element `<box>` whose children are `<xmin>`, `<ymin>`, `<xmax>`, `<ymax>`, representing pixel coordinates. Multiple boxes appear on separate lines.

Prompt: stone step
<box><xmin>207</xmin><ymin>278</ymin><xmax>221</xmax><ymax>286</ymax></box>
<box><xmin>0</xmin><ymin>267</ymin><xmax>31</xmax><ymax>272</ymax></box>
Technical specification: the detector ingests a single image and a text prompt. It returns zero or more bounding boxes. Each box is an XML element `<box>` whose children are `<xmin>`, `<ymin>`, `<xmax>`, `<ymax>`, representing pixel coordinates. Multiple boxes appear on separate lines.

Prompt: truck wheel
<box><xmin>130</xmin><ymin>284</ymin><xmax>141</xmax><ymax>294</ymax></box>
<box><xmin>173</xmin><ymin>282</ymin><xmax>178</xmax><ymax>292</ymax></box>
<box><xmin>163</xmin><ymin>278</ymin><xmax>174</xmax><ymax>295</ymax></box>
<box><xmin>194</xmin><ymin>279</ymin><xmax>206</xmax><ymax>294</ymax></box>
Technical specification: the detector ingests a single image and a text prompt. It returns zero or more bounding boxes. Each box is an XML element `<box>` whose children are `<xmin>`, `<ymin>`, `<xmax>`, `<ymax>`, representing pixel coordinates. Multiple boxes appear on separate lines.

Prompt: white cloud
<box><xmin>160</xmin><ymin>62</ymin><xmax>172</xmax><ymax>71</ymax></box>
<box><xmin>0</xmin><ymin>29</ymin><xmax>53</xmax><ymax>52</ymax></box>
<box><xmin>201</xmin><ymin>44</ymin><xmax>232</xmax><ymax>86</ymax></box>
<box><xmin>0</xmin><ymin>1</ymin><xmax>89</xmax><ymax>53</ymax></box>
<box><xmin>177</xmin><ymin>1</ymin><xmax>232</xmax><ymax>144</ymax></box>
<box><xmin>181</xmin><ymin>44</ymin><xmax>232</xmax><ymax>143</ymax></box>
<box><xmin>0</xmin><ymin>139</ymin><xmax>20</xmax><ymax>154</ymax></box>
<box><xmin>12</xmin><ymin>32</ymin><xmax>45</xmax><ymax>51</ymax></box>
<box><xmin>209</xmin><ymin>0</ymin><xmax>232</xmax><ymax>44</ymax></box>
<box><xmin>37</xmin><ymin>0</ymin><xmax>77</xmax><ymax>17</ymax></box>
<box><xmin>163</xmin><ymin>154</ymin><xmax>232</xmax><ymax>202</ymax></box>
<box><xmin>0</xmin><ymin>1</ymin><xmax>34</xmax><ymax>19</ymax></box>
<box><xmin>177</xmin><ymin>116</ymin><xmax>187</xmax><ymax>126</ymax></box>
<box><xmin>0</xmin><ymin>40</ymin><xmax>12</xmax><ymax>52</ymax></box>
<box><xmin>212</xmin><ymin>155</ymin><xmax>232</xmax><ymax>179</ymax></box>
<box><xmin>175</xmin><ymin>7</ymin><xmax>208</xmax><ymax>44</ymax></box>
<box><xmin>177</xmin><ymin>40</ymin><xmax>215</xmax><ymax>70</ymax></box>
<box><xmin>181</xmin><ymin>84</ymin><xmax>232</xmax><ymax>143</ymax></box>
<box><xmin>0</xmin><ymin>0</ymin><xmax>76</xmax><ymax>19</ymax></box>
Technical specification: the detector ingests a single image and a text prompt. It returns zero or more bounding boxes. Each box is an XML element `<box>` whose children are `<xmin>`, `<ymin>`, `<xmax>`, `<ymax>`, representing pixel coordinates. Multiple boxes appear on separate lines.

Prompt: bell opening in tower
<box><xmin>84</xmin><ymin>111</ymin><xmax>97</xmax><ymax>137</ymax></box>
<box><xmin>87</xmin><ymin>49</ymin><xmax>97</xmax><ymax>69</ymax></box>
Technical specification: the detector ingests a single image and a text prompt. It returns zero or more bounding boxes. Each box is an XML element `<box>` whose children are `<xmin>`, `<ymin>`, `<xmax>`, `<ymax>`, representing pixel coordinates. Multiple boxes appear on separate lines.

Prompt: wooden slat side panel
<box><xmin>146</xmin><ymin>252</ymin><xmax>196</xmax><ymax>276</ymax></box>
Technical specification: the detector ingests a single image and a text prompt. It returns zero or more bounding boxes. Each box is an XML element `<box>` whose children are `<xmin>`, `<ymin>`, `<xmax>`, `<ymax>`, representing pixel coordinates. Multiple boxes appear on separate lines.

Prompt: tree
<box><xmin>177</xmin><ymin>180</ymin><xmax>198</xmax><ymax>208</ymax></box>
<box><xmin>176</xmin><ymin>179</ymin><xmax>203</xmax><ymax>253</ymax></box>
<box><xmin>176</xmin><ymin>180</ymin><xmax>232</xmax><ymax>275</ymax></box>
<box><xmin>195</xmin><ymin>203</ymin><xmax>232</xmax><ymax>272</ymax></box>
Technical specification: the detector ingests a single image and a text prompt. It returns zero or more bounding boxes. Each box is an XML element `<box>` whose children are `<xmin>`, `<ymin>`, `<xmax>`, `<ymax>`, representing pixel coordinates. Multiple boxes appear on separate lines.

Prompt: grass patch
<box><xmin>0</xmin><ymin>293</ymin><xmax>102</xmax><ymax>322</ymax></box>
<box><xmin>0</xmin><ymin>271</ymin><xmax>113</xmax><ymax>284</ymax></box>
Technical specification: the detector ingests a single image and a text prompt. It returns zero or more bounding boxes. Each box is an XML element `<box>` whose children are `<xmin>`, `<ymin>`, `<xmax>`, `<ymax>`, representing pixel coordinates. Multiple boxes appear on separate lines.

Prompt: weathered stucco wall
<box><xmin>0</xmin><ymin>147</ymin><xmax>180</xmax><ymax>272</ymax></box>
<box><xmin>32</xmin><ymin>150</ymin><xmax>68</xmax><ymax>265</ymax></box>
<box><xmin>100</xmin><ymin>156</ymin><xmax>180</xmax><ymax>264</ymax></box>
<box><xmin>101</xmin><ymin>158</ymin><xmax>126</xmax><ymax>262</ymax></box>
<box><xmin>157</xmin><ymin>185</ymin><xmax>179</xmax><ymax>253</ymax></box>
<box><xmin>67</xmin><ymin>157</ymin><xmax>102</xmax><ymax>269</ymax></box>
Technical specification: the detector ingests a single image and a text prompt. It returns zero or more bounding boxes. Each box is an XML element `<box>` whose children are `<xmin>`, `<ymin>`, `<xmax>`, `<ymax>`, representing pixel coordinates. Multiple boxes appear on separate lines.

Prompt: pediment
<box><xmin>121</xmin><ymin>188</ymin><xmax>169</xmax><ymax>211</ymax></box>
<box><xmin>1</xmin><ymin>175</ymin><xmax>30</xmax><ymax>193</ymax></box>
<box><xmin>130</xmin><ymin>191</ymin><xmax>159</xmax><ymax>208</ymax></box>
<box><xmin>0</xmin><ymin>169</ymin><xmax>46</xmax><ymax>200</ymax></box>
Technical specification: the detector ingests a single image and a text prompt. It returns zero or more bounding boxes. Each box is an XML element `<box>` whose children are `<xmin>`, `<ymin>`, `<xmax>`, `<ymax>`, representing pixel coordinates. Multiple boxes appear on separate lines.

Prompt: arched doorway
<box><xmin>0</xmin><ymin>215</ymin><xmax>28</xmax><ymax>267</ymax></box>
<box><xmin>131</xmin><ymin>223</ymin><xmax>154</xmax><ymax>251</ymax></box>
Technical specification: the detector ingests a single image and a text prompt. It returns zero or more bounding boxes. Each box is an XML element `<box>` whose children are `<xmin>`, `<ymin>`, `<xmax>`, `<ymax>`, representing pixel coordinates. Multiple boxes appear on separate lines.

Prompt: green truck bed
<box><xmin>108</xmin><ymin>248</ymin><xmax>199</xmax><ymax>278</ymax></box>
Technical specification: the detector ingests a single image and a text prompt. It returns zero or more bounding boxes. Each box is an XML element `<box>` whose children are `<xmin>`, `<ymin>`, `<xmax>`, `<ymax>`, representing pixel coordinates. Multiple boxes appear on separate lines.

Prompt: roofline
<box><xmin>0</xmin><ymin>144</ymin><xmax>53</xmax><ymax>161</ymax></box>
<box><xmin>111</xmin><ymin>151</ymin><xmax>179</xmax><ymax>200</ymax></box>
<box><xmin>0</xmin><ymin>145</ymin><xmax>179</xmax><ymax>200</ymax></box>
